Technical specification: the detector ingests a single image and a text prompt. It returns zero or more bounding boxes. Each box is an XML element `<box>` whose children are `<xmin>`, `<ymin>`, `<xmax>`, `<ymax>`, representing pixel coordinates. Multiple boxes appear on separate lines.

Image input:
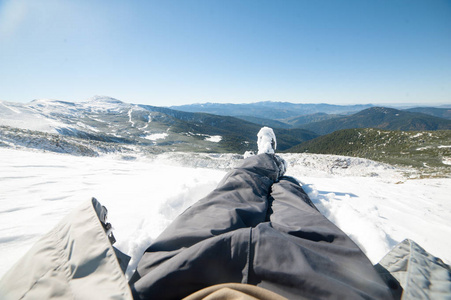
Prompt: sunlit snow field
<box><xmin>0</xmin><ymin>148</ymin><xmax>450</xmax><ymax>279</ymax></box>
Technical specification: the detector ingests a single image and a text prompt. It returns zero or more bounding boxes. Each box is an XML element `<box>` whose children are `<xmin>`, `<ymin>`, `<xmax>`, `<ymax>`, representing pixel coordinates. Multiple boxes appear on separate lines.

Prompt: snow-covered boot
<box><xmin>257</xmin><ymin>127</ymin><xmax>277</xmax><ymax>154</ymax></box>
<box><xmin>257</xmin><ymin>127</ymin><xmax>287</xmax><ymax>178</ymax></box>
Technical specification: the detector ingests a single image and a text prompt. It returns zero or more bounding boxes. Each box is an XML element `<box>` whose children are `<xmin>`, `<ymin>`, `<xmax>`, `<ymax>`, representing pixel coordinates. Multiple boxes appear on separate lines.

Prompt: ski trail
<box><xmin>128</xmin><ymin>108</ymin><xmax>135</xmax><ymax>127</ymax></box>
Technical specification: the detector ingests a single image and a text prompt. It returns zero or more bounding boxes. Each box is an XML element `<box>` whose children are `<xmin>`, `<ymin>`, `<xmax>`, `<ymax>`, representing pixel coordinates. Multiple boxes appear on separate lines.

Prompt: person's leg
<box><xmin>145</xmin><ymin>153</ymin><xmax>281</xmax><ymax>252</ymax></box>
<box><xmin>249</xmin><ymin>176</ymin><xmax>393</xmax><ymax>299</ymax></box>
<box><xmin>130</xmin><ymin>154</ymin><xmax>284</xmax><ymax>299</ymax></box>
<box><xmin>132</xmin><ymin>228</ymin><xmax>253</xmax><ymax>300</ymax></box>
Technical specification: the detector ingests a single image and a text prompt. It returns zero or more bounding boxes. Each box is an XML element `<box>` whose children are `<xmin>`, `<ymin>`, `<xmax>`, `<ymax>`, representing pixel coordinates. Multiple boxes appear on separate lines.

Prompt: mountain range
<box><xmin>298</xmin><ymin>107</ymin><xmax>451</xmax><ymax>135</ymax></box>
<box><xmin>1</xmin><ymin>96</ymin><xmax>450</xmax><ymax>175</ymax></box>
<box><xmin>172</xmin><ymin>102</ymin><xmax>451</xmax><ymax>132</ymax></box>
<box><xmin>405</xmin><ymin>107</ymin><xmax>451</xmax><ymax>120</ymax></box>
<box><xmin>0</xmin><ymin>96</ymin><xmax>317</xmax><ymax>154</ymax></box>
<box><xmin>171</xmin><ymin>102</ymin><xmax>373</xmax><ymax>119</ymax></box>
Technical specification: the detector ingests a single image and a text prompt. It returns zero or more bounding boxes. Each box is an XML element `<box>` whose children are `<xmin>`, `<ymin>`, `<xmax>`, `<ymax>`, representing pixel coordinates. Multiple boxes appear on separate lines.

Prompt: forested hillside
<box><xmin>287</xmin><ymin>128</ymin><xmax>451</xmax><ymax>176</ymax></box>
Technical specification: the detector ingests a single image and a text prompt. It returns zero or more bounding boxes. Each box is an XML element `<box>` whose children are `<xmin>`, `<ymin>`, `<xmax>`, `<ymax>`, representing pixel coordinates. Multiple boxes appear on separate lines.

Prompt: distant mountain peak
<box><xmin>86</xmin><ymin>95</ymin><xmax>123</xmax><ymax>104</ymax></box>
<box><xmin>355</xmin><ymin>107</ymin><xmax>400</xmax><ymax>116</ymax></box>
<box><xmin>80</xmin><ymin>96</ymin><xmax>131</xmax><ymax>113</ymax></box>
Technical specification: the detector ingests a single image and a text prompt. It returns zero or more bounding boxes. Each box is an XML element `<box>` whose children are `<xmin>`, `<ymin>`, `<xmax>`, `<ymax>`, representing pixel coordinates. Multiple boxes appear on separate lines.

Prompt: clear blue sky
<box><xmin>0</xmin><ymin>0</ymin><xmax>450</xmax><ymax>106</ymax></box>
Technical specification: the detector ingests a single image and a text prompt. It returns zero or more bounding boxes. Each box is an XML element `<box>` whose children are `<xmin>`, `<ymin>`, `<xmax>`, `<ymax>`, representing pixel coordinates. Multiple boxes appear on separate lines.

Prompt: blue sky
<box><xmin>0</xmin><ymin>0</ymin><xmax>450</xmax><ymax>106</ymax></box>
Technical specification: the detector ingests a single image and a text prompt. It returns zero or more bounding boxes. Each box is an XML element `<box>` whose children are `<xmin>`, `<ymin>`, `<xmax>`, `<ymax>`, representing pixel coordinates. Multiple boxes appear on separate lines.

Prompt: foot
<box><xmin>257</xmin><ymin>127</ymin><xmax>276</xmax><ymax>154</ymax></box>
<box><xmin>257</xmin><ymin>127</ymin><xmax>287</xmax><ymax>178</ymax></box>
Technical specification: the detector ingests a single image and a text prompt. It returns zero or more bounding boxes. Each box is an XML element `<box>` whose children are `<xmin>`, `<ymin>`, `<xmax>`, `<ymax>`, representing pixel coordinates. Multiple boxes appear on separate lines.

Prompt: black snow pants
<box><xmin>129</xmin><ymin>154</ymin><xmax>393</xmax><ymax>299</ymax></box>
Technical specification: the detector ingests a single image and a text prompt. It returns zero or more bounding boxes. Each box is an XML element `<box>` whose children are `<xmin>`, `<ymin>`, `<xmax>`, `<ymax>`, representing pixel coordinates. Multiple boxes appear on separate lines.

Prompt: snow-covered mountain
<box><xmin>0</xmin><ymin>96</ymin><xmax>178</xmax><ymax>144</ymax></box>
<box><xmin>0</xmin><ymin>97</ymin><xmax>317</xmax><ymax>153</ymax></box>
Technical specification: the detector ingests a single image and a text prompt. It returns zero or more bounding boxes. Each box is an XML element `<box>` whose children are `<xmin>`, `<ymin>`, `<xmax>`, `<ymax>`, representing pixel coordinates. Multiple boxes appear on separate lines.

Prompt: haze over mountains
<box><xmin>172</xmin><ymin>102</ymin><xmax>451</xmax><ymax>131</ymax></box>
<box><xmin>171</xmin><ymin>102</ymin><xmax>373</xmax><ymax>119</ymax></box>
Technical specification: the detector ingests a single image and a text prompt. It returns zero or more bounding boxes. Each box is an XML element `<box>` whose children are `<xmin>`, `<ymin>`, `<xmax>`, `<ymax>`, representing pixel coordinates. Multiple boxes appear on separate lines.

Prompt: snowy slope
<box><xmin>0</xmin><ymin>97</ymin><xmax>123</xmax><ymax>133</ymax></box>
<box><xmin>0</xmin><ymin>97</ymin><xmax>178</xmax><ymax>146</ymax></box>
<box><xmin>1</xmin><ymin>148</ymin><xmax>450</xmax><ymax>280</ymax></box>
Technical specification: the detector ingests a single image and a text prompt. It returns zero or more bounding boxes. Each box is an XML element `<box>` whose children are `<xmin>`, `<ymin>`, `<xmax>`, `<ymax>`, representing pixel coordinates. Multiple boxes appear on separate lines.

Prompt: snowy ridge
<box><xmin>1</xmin><ymin>147</ymin><xmax>450</xmax><ymax>280</ymax></box>
<box><xmin>1</xmin><ymin>97</ymin><xmax>154</xmax><ymax>134</ymax></box>
<box><xmin>0</xmin><ymin>100</ymin><xmax>69</xmax><ymax>133</ymax></box>
<box><xmin>0</xmin><ymin>98</ymin><xmax>247</xmax><ymax>152</ymax></box>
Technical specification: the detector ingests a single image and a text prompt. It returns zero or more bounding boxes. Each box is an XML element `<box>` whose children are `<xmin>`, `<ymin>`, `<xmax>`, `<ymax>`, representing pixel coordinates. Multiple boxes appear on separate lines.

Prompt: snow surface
<box><xmin>0</xmin><ymin>100</ymin><xmax>69</xmax><ymax>134</ymax></box>
<box><xmin>0</xmin><ymin>148</ymin><xmax>450</xmax><ymax>280</ymax></box>
<box><xmin>205</xmin><ymin>135</ymin><xmax>222</xmax><ymax>143</ymax></box>
<box><xmin>144</xmin><ymin>133</ymin><xmax>168</xmax><ymax>141</ymax></box>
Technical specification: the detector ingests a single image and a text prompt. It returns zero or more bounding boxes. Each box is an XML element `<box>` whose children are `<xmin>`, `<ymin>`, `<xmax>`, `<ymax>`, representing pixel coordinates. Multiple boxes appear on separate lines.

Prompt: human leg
<box><xmin>130</xmin><ymin>154</ymin><xmax>284</xmax><ymax>299</ymax></box>
<box><xmin>146</xmin><ymin>153</ymin><xmax>281</xmax><ymax>252</ymax></box>
<box><xmin>249</xmin><ymin>176</ymin><xmax>393</xmax><ymax>299</ymax></box>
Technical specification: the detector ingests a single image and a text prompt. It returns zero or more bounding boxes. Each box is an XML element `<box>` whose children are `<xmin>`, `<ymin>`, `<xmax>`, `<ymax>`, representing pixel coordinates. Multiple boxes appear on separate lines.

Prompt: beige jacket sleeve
<box><xmin>0</xmin><ymin>198</ymin><xmax>132</xmax><ymax>300</ymax></box>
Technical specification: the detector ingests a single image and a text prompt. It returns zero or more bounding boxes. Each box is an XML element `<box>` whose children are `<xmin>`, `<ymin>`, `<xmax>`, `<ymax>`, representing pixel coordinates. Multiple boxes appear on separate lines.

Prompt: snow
<box><xmin>417</xmin><ymin>145</ymin><xmax>451</xmax><ymax>151</ymax></box>
<box><xmin>0</xmin><ymin>102</ymin><xmax>21</xmax><ymax>114</ymax></box>
<box><xmin>128</xmin><ymin>109</ymin><xmax>135</xmax><ymax>127</ymax></box>
<box><xmin>76</xmin><ymin>121</ymin><xmax>100</xmax><ymax>132</ymax></box>
<box><xmin>205</xmin><ymin>135</ymin><xmax>222</xmax><ymax>143</ymax></box>
<box><xmin>81</xmin><ymin>96</ymin><xmax>127</xmax><ymax>113</ymax></box>
<box><xmin>0</xmin><ymin>148</ymin><xmax>450</xmax><ymax>281</ymax></box>
<box><xmin>0</xmin><ymin>100</ymin><xmax>68</xmax><ymax>134</ymax></box>
<box><xmin>0</xmin><ymin>97</ymin><xmax>152</xmax><ymax>137</ymax></box>
<box><xmin>144</xmin><ymin>133</ymin><xmax>168</xmax><ymax>141</ymax></box>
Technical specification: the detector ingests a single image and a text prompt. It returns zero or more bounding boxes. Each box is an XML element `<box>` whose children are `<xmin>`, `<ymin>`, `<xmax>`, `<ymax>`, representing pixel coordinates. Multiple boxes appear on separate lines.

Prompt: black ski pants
<box><xmin>130</xmin><ymin>154</ymin><xmax>393</xmax><ymax>299</ymax></box>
